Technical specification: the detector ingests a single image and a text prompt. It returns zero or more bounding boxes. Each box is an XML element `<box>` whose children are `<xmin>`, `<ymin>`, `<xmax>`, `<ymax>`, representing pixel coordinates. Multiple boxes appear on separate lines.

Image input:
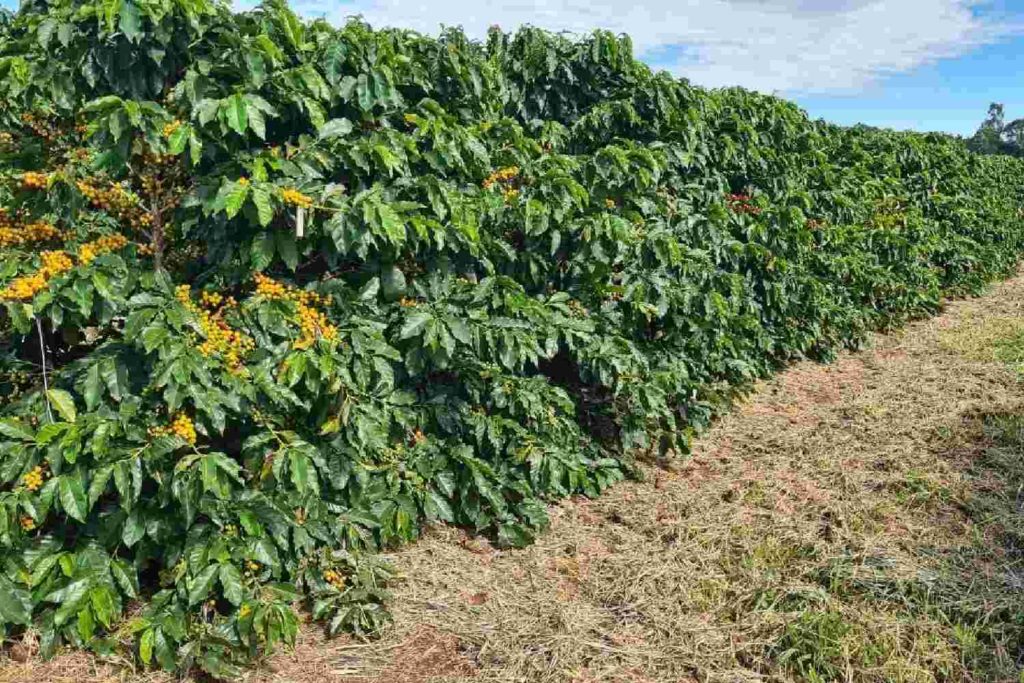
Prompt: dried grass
<box><xmin>7</xmin><ymin>275</ymin><xmax>1024</xmax><ymax>682</ymax></box>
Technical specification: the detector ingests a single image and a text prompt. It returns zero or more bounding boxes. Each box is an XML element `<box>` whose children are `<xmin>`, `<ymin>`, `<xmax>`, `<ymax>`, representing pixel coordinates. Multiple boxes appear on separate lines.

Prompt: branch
<box><xmin>36</xmin><ymin>317</ymin><xmax>53</xmax><ymax>423</ymax></box>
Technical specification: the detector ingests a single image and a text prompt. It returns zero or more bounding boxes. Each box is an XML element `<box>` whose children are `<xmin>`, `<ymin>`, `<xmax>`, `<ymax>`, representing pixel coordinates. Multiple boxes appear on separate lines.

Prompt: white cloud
<box><xmin>277</xmin><ymin>0</ymin><xmax>1022</xmax><ymax>94</ymax></box>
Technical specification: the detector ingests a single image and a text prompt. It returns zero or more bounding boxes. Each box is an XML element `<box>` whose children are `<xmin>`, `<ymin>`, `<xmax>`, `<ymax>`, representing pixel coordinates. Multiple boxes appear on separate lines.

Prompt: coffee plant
<box><xmin>0</xmin><ymin>0</ymin><xmax>1023</xmax><ymax>677</ymax></box>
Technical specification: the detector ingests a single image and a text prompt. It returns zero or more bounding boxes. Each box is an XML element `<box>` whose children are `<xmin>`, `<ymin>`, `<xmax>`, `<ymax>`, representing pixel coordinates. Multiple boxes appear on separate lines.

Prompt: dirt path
<box><xmin>6</xmin><ymin>275</ymin><xmax>1024</xmax><ymax>683</ymax></box>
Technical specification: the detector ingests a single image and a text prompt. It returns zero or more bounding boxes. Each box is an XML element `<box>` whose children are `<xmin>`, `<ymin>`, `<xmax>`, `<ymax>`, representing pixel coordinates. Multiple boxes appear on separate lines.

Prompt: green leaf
<box><xmin>0</xmin><ymin>418</ymin><xmax>35</xmax><ymax>442</ymax></box>
<box><xmin>167</xmin><ymin>123</ymin><xmax>189</xmax><ymax>155</ymax></box>
<box><xmin>324</xmin><ymin>41</ymin><xmax>346</xmax><ymax>84</ymax></box>
<box><xmin>122</xmin><ymin>509</ymin><xmax>145</xmax><ymax>546</ymax></box>
<box><xmin>219</xmin><ymin>564</ymin><xmax>244</xmax><ymax>606</ymax></box>
<box><xmin>139</xmin><ymin>628</ymin><xmax>155</xmax><ymax>665</ymax></box>
<box><xmin>288</xmin><ymin>448</ymin><xmax>311</xmax><ymax>493</ymax></box>
<box><xmin>37</xmin><ymin>19</ymin><xmax>57</xmax><ymax>48</ymax></box>
<box><xmin>252</xmin><ymin>187</ymin><xmax>274</xmax><ymax>227</ymax></box>
<box><xmin>87</xmin><ymin>465</ymin><xmax>112</xmax><ymax>503</ymax></box>
<box><xmin>37</xmin><ymin>422</ymin><xmax>70</xmax><ymax>445</ymax></box>
<box><xmin>375</xmin><ymin>202</ymin><xmax>405</xmax><ymax>243</ymax></box>
<box><xmin>108</xmin><ymin>110</ymin><xmax>126</xmax><ymax>141</ymax></box>
<box><xmin>250</xmin><ymin>233</ymin><xmax>275</xmax><ymax>271</ymax></box>
<box><xmin>141</xmin><ymin>323</ymin><xmax>168</xmax><ymax>353</ymax></box>
<box><xmin>110</xmin><ymin>558</ymin><xmax>139</xmax><ymax>598</ymax></box>
<box><xmin>90</xmin><ymin>584</ymin><xmax>116</xmax><ymax>628</ymax></box>
<box><xmin>57</xmin><ymin>23</ymin><xmax>72</xmax><ymax>46</ymax></box>
<box><xmin>154</xmin><ymin>628</ymin><xmax>175</xmax><ymax>670</ymax></box>
<box><xmin>100</xmin><ymin>357</ymin><xmax>127</xmax><ymax>402</ymax></box>
<box><xmin>77</xmin><ymin>604</ymin><xmax>95</xmax><ymax>641</ymax></box>
<box><xmin>447</xmin><ymin>318</ymin><xmax>472</xmax><ymax>345</ymax></box>
<box><xmin>59</xmin><ymin>472</ymin><xmax>89</xmax><ymax>522</ymax></box>
<box><xmin>0</xmin><ymin>577</ymin><xmax>32</xmax><ymax>626</ymax></box>
<box><xmin>188</xmin><ymin>564</ymin><xmax>220</xmax><ymax>606</ymax></box>
<box><xmin>275</xmin><ymin>231</ymin><xmax>299</xmax><ymax>270</ymax></box>
<box><xmin>118</xmin><ymin>0</ymin><xmax>142</xmax><ymax>42</ymax></box>
<box><xmin>102</xmin><ymin>0</ymin><xmax>121</xmax><ymax>34</ymax></box>
<box><xmin>248</xmin><ymin>105</ymin><xmax>267</xmax><ymax>140</ymax></box>
<box><xmin>399</xmin><ymin>311</ymin><xmax>431</xmax><ymax>339</ymax></box>
<box><xmin>497</xmin><ymin>522</ymin><xmax>535</xmax><ymax>549</ymax></box>
<box><xmin>223</xmin><ymin>94</ymin><xmax>248</xmax><ymax>136</ymax></box>
<box><xmin>319</xmin><ymin>118</ymin><xmax>353</xmax><ymax>140</ymax></box>
<box><xmin>188</xmin><ymin>129</ymin><xmax>203</xmax><ymax>164</ymax></box>
<box><xmin>424</xmin><ymin>490</ymin><xmax>454</xmax><ymax>522</ymax></box>
<box><xmin>358</xmin><ymin>277</ymin><xmax>380</xmax><ymax>301</ymax></box>
<box><xmin>47</xmin><ymin>389</ymin><xmax>77</xmax><ymax>423</ymax></box>
<box><xmin>224</xmin><ymin>181</ymin><xmax>250</xmax><ymax>219</ymax></box>
<box><xmin>83</xmin><ymin>364</ymin><xmax>103</xmax><ymax>411</ymax></box>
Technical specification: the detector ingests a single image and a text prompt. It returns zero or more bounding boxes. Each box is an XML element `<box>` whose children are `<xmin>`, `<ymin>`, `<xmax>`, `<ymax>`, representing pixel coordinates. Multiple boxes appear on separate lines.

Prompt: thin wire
<box><xmin>36</xmin><ymin>317</ymin><xmax>53</xmax><ymax>423</ymax></box>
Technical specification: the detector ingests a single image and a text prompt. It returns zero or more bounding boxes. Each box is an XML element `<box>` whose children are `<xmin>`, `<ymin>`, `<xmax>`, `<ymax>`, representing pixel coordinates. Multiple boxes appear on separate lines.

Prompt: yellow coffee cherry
<box><xmin>77</xmin><ymin>233</ymin><xmax>128</xmax><ymax>265</ymax></box>
<box><xmin>0</xmin><ymin>210</ymin><xmax>64</xmax><ymax>248</ymax></box>
<box><xmin>76</xmin><ymin>179</ymin><xmax>148</xmax><ymax>230</ymax></box>
<box><xmin>162</xmin><ymin>119</ymin><xmax>182</xmax><ymax>138</ymax></box>
<box><xmin>150</xmin><ymin>412</ymin><xmax>196</xmax><ymax>445</ymax></box>
<box><xmin>170</xmin><ymin>413</ymin><xmax>196</xmax><ymax>444</ymax></box>
<box><xmin>254</xmin><ymin>274</ymin><xmax>337</xmax><ymax>350</ymax></box>
<box><xmin>177</xmin><ymin>285</ymin><xmax>253</xmax><ymax>372</ymax></box>
<box><xmin>0</xmin><ymin>250</ymin><xmax>73</xmax><ymax>301</ymax></box>
<box><xmin>200</xmin><ymin>291</ymin><xmax>223</xmax><ymax>308</ymax></box>
<box><xmin>20</xmin><ymin>172</ymin><xmax>49</xmax><ymax>191</ymax></box>
<box><xmin>22</xmin><ymin>465</ymin><xmax>46</xmax><ymax>492</ymax></box>
<box><xmin>280</xmin><ymin>188</ymin><xmax>313</xmax><ymax>209</ymax></box>
<box><xmin>482</xmin><ymin>166</ymin><xmax>520</xmax><ymax>190</ymax></box>
<box><xmin>323</xmin><ymin>568</ymin><xmax>346</xmax><ymax>589</ymax></box>
<box><xmin>20</xmin><ymin>516</ymin><xmax>35</xmax><ymax>531</ymax></box>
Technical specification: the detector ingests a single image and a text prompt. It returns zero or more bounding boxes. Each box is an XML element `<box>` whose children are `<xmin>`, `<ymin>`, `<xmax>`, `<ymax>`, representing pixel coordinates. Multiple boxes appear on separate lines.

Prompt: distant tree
<box><xmin>969</xmin><ymin>103</ymin><xmax>1024</xmax><ymax>156</ymax></box>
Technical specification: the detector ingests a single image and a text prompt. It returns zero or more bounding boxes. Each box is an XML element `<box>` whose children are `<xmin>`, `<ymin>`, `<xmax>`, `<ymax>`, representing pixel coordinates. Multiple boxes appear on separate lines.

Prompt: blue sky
<box><xmin>791</xmin><ymin>5</ymin><xmax>1024</xmax><ymax>136</ymax></box>
<box><xmin>3</xmin><ymin>0</ymin><xmax>1023</xmax><ymax>137</ymax></box>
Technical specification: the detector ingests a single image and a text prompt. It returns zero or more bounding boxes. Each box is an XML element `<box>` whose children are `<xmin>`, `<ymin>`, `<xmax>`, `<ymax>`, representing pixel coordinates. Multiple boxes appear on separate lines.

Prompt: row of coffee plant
<box><xmin>0</xmin><ymin>0</ymin><xmax>1022</xmax><ymax>676</ymax></box>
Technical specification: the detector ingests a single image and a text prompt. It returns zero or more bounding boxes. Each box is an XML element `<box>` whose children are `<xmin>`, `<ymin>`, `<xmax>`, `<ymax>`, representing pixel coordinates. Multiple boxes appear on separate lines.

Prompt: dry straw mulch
<box><xmin>6</xmin><ymin>275</ymin><xmax>1024</xmax><ymax>683</ymax></box>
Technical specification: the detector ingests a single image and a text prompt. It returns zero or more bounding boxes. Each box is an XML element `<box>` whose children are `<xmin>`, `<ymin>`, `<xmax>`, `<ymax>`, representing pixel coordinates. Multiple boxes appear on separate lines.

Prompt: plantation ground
<box><xmin>5</xmin><ymin>275</ymin><xmax>1024</xmax><ymax>682</ymax></box>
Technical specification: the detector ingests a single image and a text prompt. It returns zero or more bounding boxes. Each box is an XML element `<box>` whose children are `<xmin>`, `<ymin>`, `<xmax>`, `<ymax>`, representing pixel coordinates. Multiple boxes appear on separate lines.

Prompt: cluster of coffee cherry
<box><xmin>281</xmin><ymin>187</ymin><xmax>314</xmax><ymax>209</ymax></box>
<box><xmin>149</xmin><ymin>411</ymin><xmax>197</xmax><ymax>445</ymax></box>
<box><xmin>483</xmin><ymin>166</ymin><xmax>522</xmax><ymax>204</ymax></box>
<box><xmin>77</xmin><ymin>180</ymin><xmax>151</xmax><ymax>230</ymax></box>
<box><xmin>20</xmin><ymin>112</ymin><xmax>59</xmax><ymax>143</ymax></box>
<box><xmin>254</xmin><ymin>273</ymin><xmax>338</xmax><ymax>350</ymax></box>
<box><xmin>21</xmin><ymin>464</ymin><xmax>47</xmax><ymax>492</ymax></box>
<box><xmin>77</xmin><ymin>233</ymin><xmax>129</xmax><ymax>265</ymax></box>
<box><xmin>0</xmin><ymin>249</ymin><xmax>73</xmax><ymax>300</ymax></box>
<box><xmin>0</xmin><ymin>209</ymin><xmax>65</xmax><ymax>248</ymax></box>
<box><xmin>20</xmin><ymin>172</ymin><xmax>49</xmax><ymax>191</ymax></box>
<box><xmin>175</xmin><ymin>284</ymin><xmax>254</xmax><ymax>373</ymax></box>
<box><xmin>726</xmin><ymin>193</ymin><xmax>762</xmax><ymax>216</ymax></box>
